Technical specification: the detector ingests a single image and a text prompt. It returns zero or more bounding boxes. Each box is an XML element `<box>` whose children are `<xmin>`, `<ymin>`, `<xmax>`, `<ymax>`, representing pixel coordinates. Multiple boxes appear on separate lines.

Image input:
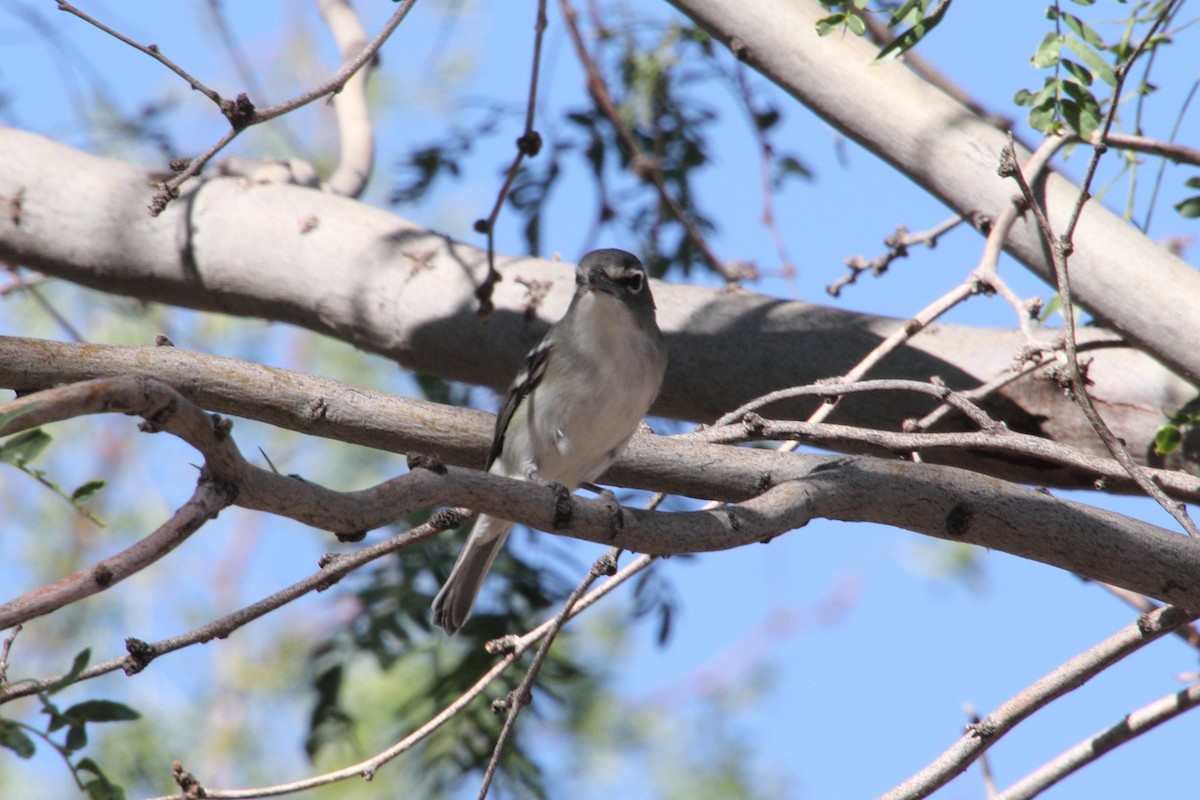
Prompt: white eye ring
<box><xmin>618</xmin><ymin>272</ymin><xmax>645</xmax><ymax>293</ymax></box>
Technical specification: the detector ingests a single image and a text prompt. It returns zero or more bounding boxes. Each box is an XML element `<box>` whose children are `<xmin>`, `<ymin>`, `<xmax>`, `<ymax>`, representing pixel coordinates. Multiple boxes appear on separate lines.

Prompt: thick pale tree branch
<box><xmin>0</xmin><ymin>131</ymin><xmax>1195</xmax><ymax>485</ymax></box>
<box><xmin>3</xmin><ymin>369</ymin><xmax>1200</xmax><ymax>615</ymax></box>
<box><xmin>665</xmin><ymin>0</ymin><xmax>1200</xmax><ymax>385</ymax></box>
<box><xmin>2</xmin><ymin>337</ymin><xmax>1198</xmax><ymax>500</ymax></box>
<box><xmin>316</xmin><ymin>0</ymin><xmax>376</xmax><ymax>198</ymax></box>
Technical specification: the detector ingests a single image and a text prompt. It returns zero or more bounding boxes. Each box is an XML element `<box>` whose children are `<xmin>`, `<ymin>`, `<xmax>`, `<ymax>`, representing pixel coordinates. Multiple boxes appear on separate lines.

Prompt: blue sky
<box><xmin>2</xmin><ymin>1</ymin><xmax>1198</xmax><ymax>798</ymax></box>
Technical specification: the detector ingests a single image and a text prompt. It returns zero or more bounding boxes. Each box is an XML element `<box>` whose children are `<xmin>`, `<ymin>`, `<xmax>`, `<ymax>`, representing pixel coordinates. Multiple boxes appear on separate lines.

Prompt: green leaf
<box><xmin>76</xmin><ymin>757</ymin><xmax>104</xmax><ymax>775</ymax></box>
<box><xmin>46</xmin><ymin>648</ymin><xmax>91</xmax><ymax>696</ymax></box>
<box><xmin>815</xmin><ymin>13</ymin><xmax>846</xmax><ymax>36</ymax></box>
<box><xmin>1068</xmin><ymin>0</ymin><xmax>1095</xmax><ymax>5</ymax></box>
<box><xmin>775</xmin><ymin>154</ymin><xmax>814</xmax><ymax>184</ymax></box>
<box><xmin>1155</xmin><ymin>424</ymin><xmax>1183</xmax><ymax>455</ymax></box>
<box><xmin>1031</xmin><ymin>32</ymin><xmax>1064</xmax><ymax>68</ymax></box>
<box><xmin>887</xmin><ymin>0</ymin><xmax>924</xmax><ymax>27</ymax></box>
<box><xmin>0</xmin><ymin>719</ymin><xmax>36</xmax><ymax>758</ymax></box>
<box><xmin>1185</xmin><ymin>176</ymin><xmax>1200</xmax><ymax>190</ymax></box>
<box><xmin>877</xmin><ymin>0</ymin><xmax>953</xmax><ymax>62</ymax></box>
<box><xmin>1061</xmin><ymin>59</ymin><xmax>1093</xmax><ymax>87</ymax></box>
<box><xmin>42</xmin><ymin>696</ymin><xmax>64</xmax><ymax>731</ymax></box>
<box><xmin>1064</xmin><ymin>35</ymin><xmax>1116</xmax><ymax>87</ymax></box>
<box><xmin>845</xmin><ymin>12</ymin><xmax>866</xmax><ymax>35</ymax></box>
<box><xmin>83</xmin><ymin>775</ymin><xmax>126</xmax><ymax>800</ymax></box>
<box><xmin>65</xmin><ymin>723</ymin><xmax>87</xmax><ymax>752</ymax></box>
<box><xmin>63</xmin><ymin>699</ymin><xmax>141</xmax><ymax>724</ymax></box>
<box><xmin>0</xmin><ymin>428</ymin><xmax>52</xmax><ymax>467</ymax></box>
<box><xmin>753</xmin><ymin>107</ymin><xmax>781</xmax><ymax>131</ymax></box>
<box><xmin>1057</xmin><ymin>11</ymin><xmax>1106</xmax><ymax>49</ymax></box>
<box><xmin>1060</xmin><ymin>81</ymin><xmax>1101</xmax><ymax>139</ymax></box>
<box><xmin>1175</xmin><ymin>196</ymin><xmax>1200</xmax><ymax>218</ymax></box>
<box><xmin>71</xmin><ymin>480</ymin><xmax>106</xmax><ymax>502</ymax></box>
<box><xmin>1027</xmin><ymin>91</ymin><xmax>1060</xmax><ymax>134</ymax></box>
<box><xmin>0</xmin><ymin>401</ymin><xmax>41</xmax><ymax>434</ymax></box>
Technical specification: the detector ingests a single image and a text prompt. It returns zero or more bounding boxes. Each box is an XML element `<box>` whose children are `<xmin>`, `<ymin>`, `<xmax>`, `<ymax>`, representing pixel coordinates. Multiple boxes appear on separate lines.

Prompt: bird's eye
<box><xmin>617</xmin><ymin>272</ymin><xmax>645</xmax><ymax>293</ymax></box>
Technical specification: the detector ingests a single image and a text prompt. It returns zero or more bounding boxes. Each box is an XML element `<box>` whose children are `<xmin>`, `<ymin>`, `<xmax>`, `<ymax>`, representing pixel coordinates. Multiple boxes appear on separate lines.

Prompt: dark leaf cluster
<box><xmin>1</xmin><ymin>649</ymin><xmax>140</xmax><ymax>800</ymax></box>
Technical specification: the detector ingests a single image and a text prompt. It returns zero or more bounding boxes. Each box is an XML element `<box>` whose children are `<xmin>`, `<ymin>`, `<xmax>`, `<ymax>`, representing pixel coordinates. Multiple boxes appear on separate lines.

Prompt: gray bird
<box><xmin>432</xmin><ymin>249</ymin><xmax>668</xmax><ymax>634</ymax></box>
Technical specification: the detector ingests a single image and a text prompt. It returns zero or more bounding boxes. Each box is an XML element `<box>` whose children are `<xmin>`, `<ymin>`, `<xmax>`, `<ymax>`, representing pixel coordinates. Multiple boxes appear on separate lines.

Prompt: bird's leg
<box><xmin>524</xmin><ymin>466</ymin><xmax>574</xmax><ymax>529</ymax></box>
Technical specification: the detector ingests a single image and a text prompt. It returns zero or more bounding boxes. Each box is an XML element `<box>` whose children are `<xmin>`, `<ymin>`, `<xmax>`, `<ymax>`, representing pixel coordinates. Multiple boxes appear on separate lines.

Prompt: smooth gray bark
<box><xmin>666</xmin><ymin>0</ymin><xmax>1200</xmax><ymax>384</ymax></box>
<box><xmin>1</xmin><ymin>128</ymin><xmax>1195</xmax><ymax>488</ymax></box>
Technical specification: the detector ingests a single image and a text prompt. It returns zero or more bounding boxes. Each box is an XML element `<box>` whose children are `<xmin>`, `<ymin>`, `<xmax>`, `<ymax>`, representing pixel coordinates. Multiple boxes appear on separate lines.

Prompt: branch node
<box><xmin>124</xmin><ymin>637</ymin><xmax>158</xmax><ymax>675</ymax></box>
<box><xmin>741</xmin><ymin>411</ymin><xmax>766</xmax><ymax>435</ymax></box>
<box><xmin>406</xmin><ymin>451</ymin><xmax>446</xmax><ymax>473</ymax></box>
<box><xmin>516</xmin><ymin>130</ymin><xmax>543</xmax><ymax>157</ymax></box>
<box><xmin>172</xmin><ymin>760</ymin><xmax>208</xmax><ymax>800</ymax></box>
<box><xmin>485</xmin><ymin>634</ymin><xmax>521</xmax><ymax>656</ymax></box>
<box><xmin>431</xmin><ymin>507</ymin><xmax>469</xmax><ymax>530</ymax></box>
<box><xmin>307</xmin><ymin>396</ymin><xmax>328</xmax><ymax>421</ymax></box>
<box><xmin>997</xmin><ymin>143</ymin><xmax>1018</xmax><ymax>178</ymax></box>
<box><xmin>592</xmin><ymin>550</ymin><xmax>619</xmax><ymax>577</ymax></box>
<box><xmin>966</xmin><ymin>718</ymin><xmax>997</xmax><ymax>739</ymax></box>
<box><xmin>220</xmin><ymin>92</ymin><xmax>256</xmax><ymax>130</ymax></box>
<box><xmin>92</xmin><ymin>563</ymin><xmax>114</xmax><ymax>588</ymax></box>
<box><xmin>550</xmin><ymin>482</ymin><xmax>574</xmax><ymax>529</ymax></box>
<box><xmin>210</xmin><ymin>412</ymin><xmax>233</xmax><ymax>440</ymax></box>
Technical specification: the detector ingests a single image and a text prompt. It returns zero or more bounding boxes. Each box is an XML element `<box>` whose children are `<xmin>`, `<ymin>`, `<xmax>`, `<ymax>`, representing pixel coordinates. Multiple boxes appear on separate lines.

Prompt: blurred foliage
<box><xmin>0</xmin><ymin>649</ymin><xmax>140</xmax><ymax>800</ymax></box>
<box><xmin>0</xmin><ymin>421</ymin><xmax>106</xmax><ymax>527</ymax></box>
<box><xmin>304</xmin><ymin>512</ymin><xmax>683</xmax><ymax>798</ymax></box>
<box><xmin>550</xmin><ymin>610</ymin><xmax>789</xmax><ymax>800</ymax></box>
<box><xmin>388</xmin><ymin>9</ymin><xmax>813</xmax><ymax>278</ymax></box>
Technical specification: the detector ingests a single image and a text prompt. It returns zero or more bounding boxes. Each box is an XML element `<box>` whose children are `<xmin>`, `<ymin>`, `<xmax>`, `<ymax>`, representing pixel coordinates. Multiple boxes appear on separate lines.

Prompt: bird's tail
<box><xmin>431</xmin><ymin>514</ymin><xmax>514</xmax><ymax>635</ymax></box>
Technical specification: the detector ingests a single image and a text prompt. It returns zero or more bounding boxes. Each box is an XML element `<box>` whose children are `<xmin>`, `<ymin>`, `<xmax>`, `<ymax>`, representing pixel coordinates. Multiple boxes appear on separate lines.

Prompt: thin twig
<box><xmin>1094</xmin><ymin>581</ymin><xmax>1200</xmax><ymax>650</ymax></box>
<box><xmin>203</xmin><ymin>0</ymin><xmax>309</xmax><ymax>159</ymax></box>
<box><xmin>473</xmin><ymin>0</ymin><xmax>549</xmax><ymax>318</ymax></box>
<box><xmin>476</xmin><ymin>549</ymin><xmax>620</xmax><ymax>800</ymax></box>
<box><xmin>1002</xmin><ymin>137</ymin><xmax>1199</xmax><ymax>537</ymax></box>
<box><xmin>19</xmin><ymin>281</ymin><xmax>87</xmax><ymax>343</ymax></box>
<box><xmin>136</xmin><ymin>551</ymin><xmax>656</xmax><ymax>800</ymax></box>
<box><xmin>56</xmin><ymin>1</ymin><xmax>224</xmax><ymax>106</ymax></box>
<box><xmin>62</xmin><ymin>0</ymin><xmax>419</xmax><ymax>215</ymax></box>
<box><xmin>0</xmin><ymin>513</ymin><xmax>462</xmax><ymax>705</ymax></box>
<box><xmin>995</xmin><ymin>682</ymin><xmax>1200</xmax><ymax>800</ymax></box>
<box><xmin>790</xmin><ymin>133</ymin><xmax>1071</xmax><ymax>443</ymax></box>
<box><xmin>828</xmin><ymin>216</ymin><xmax>964</xmax><ymax>298</ymax></box>
<box><xmin>692</xmin><ymin>411</ymin><xmax>1200</xmax><ymax>504</ymax></box>
<box><xmin>0</xmin><ymin>480</ymin><xmax>233</xmax><ymax>630</ymax></box>
<box><xmin>0</xmin><ymin>624</ymin><xmax>20</xmax><ymax>687</ymax></box>
<box><xmin>559</xmin><ymin>0</ymin><xmax>738</xmax><ymax>284</ymax></box>
<box><xmin>709</xmin><ymin>378</ymin><xmax>999</xmax><ymax>432</ymax></box>
<box><xmin>877</xmin><ymin>605</ymin><xmax>1198</xmax><ymax>800</ymax></box>
<box><xmin>733</xmin><ymin>62</ymin><xmax>798</xmax><ymax>284</ymax></box>
<box><xmin>1104</xmin><ymin>131</ymin><xmax>1200</xmax><ymax>167</ymax></box>
<box><xmin>962</xmin><ymin>704</ymin><xmax>998</xmax><ymax>799</ymax></box>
